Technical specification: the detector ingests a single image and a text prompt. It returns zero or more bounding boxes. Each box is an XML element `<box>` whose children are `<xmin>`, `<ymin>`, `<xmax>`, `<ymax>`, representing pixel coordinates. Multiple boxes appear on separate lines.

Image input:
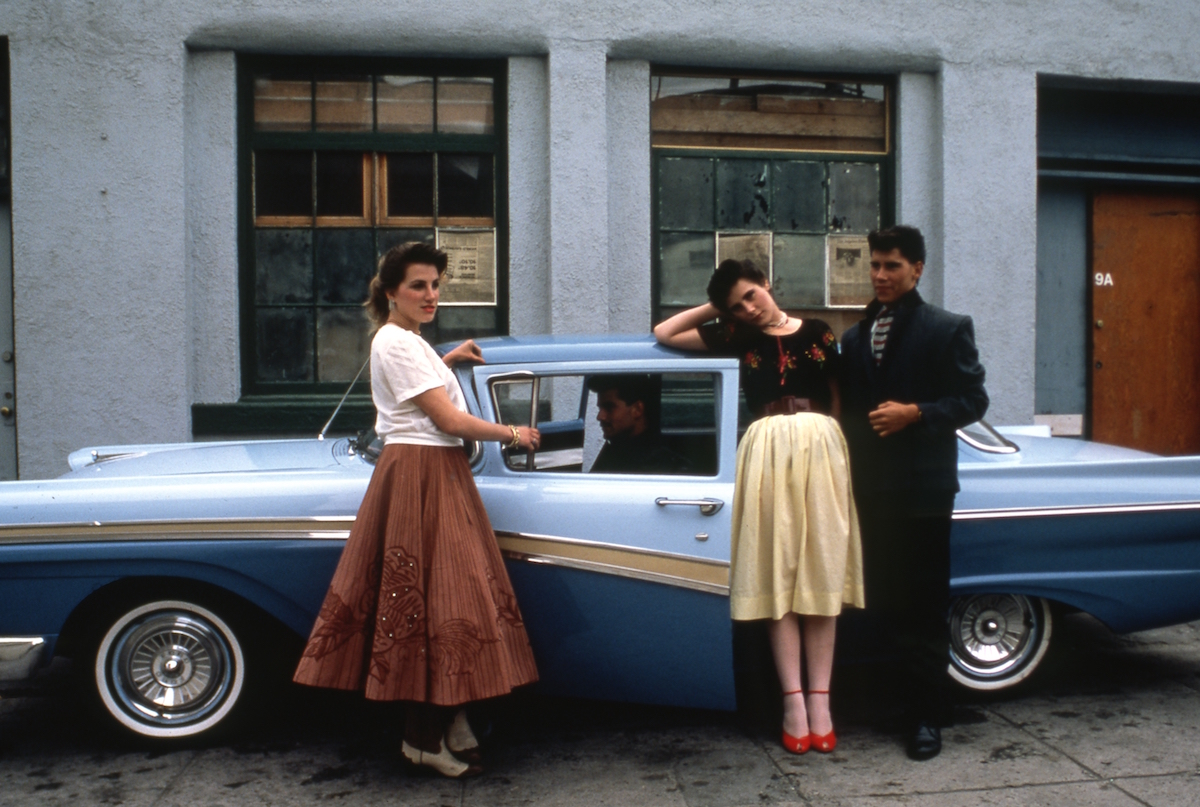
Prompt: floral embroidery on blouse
<box><xmin>806</xmin><ymin>345</ymin><xmax>827</xmax><ymax>366</ymax></box>
<box><xmin>777</xmin><ymin>348</ymin><xmax>798</xmax><ymax>385</ymax></box>
<box><xmin>744</xmin><ymin>350</ymin><xmax>762</xmax><ymax>370</ymax></box>
<box><xmin>822</xmin><ymin>330</ymin><xmax>836</xmax><ymax>347</ymax></box>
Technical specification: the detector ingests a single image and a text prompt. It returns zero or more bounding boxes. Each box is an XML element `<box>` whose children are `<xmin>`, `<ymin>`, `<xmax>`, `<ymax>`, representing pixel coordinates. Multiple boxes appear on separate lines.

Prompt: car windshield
<box><xmin>957</xmin><ymin>420</ymin><xmax>1019</xmax><ymax>454</ymax></box>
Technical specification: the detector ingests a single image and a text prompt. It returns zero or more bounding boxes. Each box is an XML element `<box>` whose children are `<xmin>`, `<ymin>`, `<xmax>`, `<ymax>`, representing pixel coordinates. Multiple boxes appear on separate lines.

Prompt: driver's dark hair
<box><xmin>867</xmin><ymin>225</ymin><xmax>926</xmax><ymax>265</ymax></box>
<box><xmin>706</xmin><ymin>258</ymin><xmax>768</xmax><ymax>312</ymax></box>
<box><xmin>586</xmin><ymin>373</ymin><xmax>661</xmax><ymax>430</ymax></box>
<box><xmin>364</xmin><ymin>241</ymin><xmax>448</xmax><ymax>326</ymax></box>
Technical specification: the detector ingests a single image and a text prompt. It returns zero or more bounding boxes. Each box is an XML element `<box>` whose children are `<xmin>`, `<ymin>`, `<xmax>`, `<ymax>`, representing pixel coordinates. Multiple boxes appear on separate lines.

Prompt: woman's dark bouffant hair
<box><xmin>364</xmin><ymin>241</ymin><xmax>449</xmax><ymax>326</ymax></box>
<box><xmin>706</xmin><ymin>258</ymin><xmax>769</xmax><ymax>313</ymax></box>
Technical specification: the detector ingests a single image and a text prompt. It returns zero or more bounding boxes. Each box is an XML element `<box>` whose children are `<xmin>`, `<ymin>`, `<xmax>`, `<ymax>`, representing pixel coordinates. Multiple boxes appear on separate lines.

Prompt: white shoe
<box><xmin>446</xmin><ymin>708</ymin><xmax>481</xmax><ymax>760</ymax></box>
<box><xmin>401</xmin><ymin>740</ymin><xmax>480</xmax><ymax>779</ymax></box>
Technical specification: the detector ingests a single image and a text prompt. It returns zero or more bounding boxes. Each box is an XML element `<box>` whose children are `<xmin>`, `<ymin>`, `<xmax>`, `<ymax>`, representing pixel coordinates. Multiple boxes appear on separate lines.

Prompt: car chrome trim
<box><xmin>953</xmin><ymin>500</ymin><xmax>1200</xmax><ymax>521</ymax></box>
<box><xmin>0</xmin><ymin>637</ymin><xmax>48</xmax><ymax>681</ymax></box>
<box><xmin>496</xmin><ymin>531</ymin><xmax>730</xmax><ymax>596</ymax></box>
<box><xmin>0</xmin><ymin>516</ymin><xmax>356</xmax><ymax>544</ymax></box>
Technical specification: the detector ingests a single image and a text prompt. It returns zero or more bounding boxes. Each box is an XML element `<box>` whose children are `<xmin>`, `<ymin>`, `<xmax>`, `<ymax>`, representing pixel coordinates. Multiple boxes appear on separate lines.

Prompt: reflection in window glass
<box><xmin>255</xmin><ymin>151</ymin><xmax>312</xmax><ymax>218</ymax></box>
<box><xmin>385</xmin><ymin>153</ymin><xmax>435</xmax><ymax>219</ymax></box>
<box><xmin>658</xmin><ymin>157</ymin><xmax>714</xmax><ymax>230</ymax></box>
<box><xmin>829</xmin><ymin>163</ymin><xmax>880</xmax><ymax>233</ymax></box>
<box><xmin>255</xmin><ymin>229</ymin><xmax>314</xmax><ymax>305</ymax></box>
<box><xmin>315</xmin><ymin>152</ymin><xmax>364</xmax><ymax>218</ymax></box>
<box><xmin>314</xmin><ymin>76</ymin><xmax>373</xmax><ymax>132</ymax></box>
<box><xmin>314</xmin><ymin>229</ymin><xmax>375</xmax><ymax>304</ymax></box>
<box><xmin>377</xmin><ymin>76</ymin><xmax>434</xmax><ymax>133</ymax></box>
<box><xmin>772</xmin><ymin>161</ymin><xmax>827</xmax><ymax>232</ymax></box>
<box><xmin>716</xmin><ymin>159</ymin><xmax>770</xmax><ymax>230</ymax></box>
<box><xmin>772</xmin><ymin>234</ymin><xmax>826</xmax><ymax>308</ymax></box>
<box><xmin>659</xmin><ymin>232</ymin><xmax>715</xmax><ymax>307</ymax></box>
<box><xmin>438</xmin><ymin>154</ymin><xmax>494</xmax><ymax>219</ymax></box>
<box><xmin>317</xmin><ymin>308</ymin><xmax>372</xmax><ymax>382</ymax></box>
<box><xmin>376</xmin><ymin>228</ymin><xmax>435</xmax><ymax>257</ymax></box>
<box><xmin>254</xmin><ymin>77</ymin><xmax>312</xmax><ymax>132</ymax></box>
<box><xmin>257</xmin><ymin>308</ymin><xmax>314</xmax><ymax>382</ymax></box>
<box><xmin>436</xmin><ymin>77</ymin><xmax>494</xmax><ymax>134</ymax></box>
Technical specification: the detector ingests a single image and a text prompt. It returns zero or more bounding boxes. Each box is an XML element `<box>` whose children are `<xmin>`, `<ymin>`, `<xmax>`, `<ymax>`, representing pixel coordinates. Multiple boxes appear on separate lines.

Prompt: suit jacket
<box><xmin>840</xmin><ymin>289</ymin><xmax>988</xmax><ymax>496</ymax></box>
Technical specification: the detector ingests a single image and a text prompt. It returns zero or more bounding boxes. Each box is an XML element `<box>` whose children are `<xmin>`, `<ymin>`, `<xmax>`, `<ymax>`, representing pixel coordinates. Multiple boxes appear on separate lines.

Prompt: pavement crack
<box><xmin>148</xmin><ymin>750</ymin><xmax>199</xmax><ymax>807</ymax></box>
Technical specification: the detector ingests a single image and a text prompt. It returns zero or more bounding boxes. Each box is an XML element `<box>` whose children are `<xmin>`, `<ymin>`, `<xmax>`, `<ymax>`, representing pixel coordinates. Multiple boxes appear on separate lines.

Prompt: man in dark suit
<box><xmin>586</xmin><ymin>374</ymin><xmax>692</xmax><ymax>475</ymax></box>
<box><xmin>840</xmin><ymin>225</ymin><xmax>989</xmax><ymax>760</ymax></box>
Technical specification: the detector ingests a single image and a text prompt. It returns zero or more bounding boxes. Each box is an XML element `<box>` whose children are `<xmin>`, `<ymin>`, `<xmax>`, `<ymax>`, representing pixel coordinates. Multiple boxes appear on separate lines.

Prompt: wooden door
<box><xmin>1091</xmin><ymin>191</ymin><xmax>1200</xmax><ymax>455</ymax></box>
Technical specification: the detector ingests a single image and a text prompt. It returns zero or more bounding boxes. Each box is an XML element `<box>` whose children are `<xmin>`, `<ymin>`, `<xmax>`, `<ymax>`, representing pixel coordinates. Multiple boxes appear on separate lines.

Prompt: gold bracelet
<box><xmin>507</xmin><ymin>424</ymin><xmax>521</xmax><ymax>449</ymax></box>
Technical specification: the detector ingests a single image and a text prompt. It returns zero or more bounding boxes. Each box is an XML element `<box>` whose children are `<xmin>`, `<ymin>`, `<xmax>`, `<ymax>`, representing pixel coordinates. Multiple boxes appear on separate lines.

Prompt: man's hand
<box><xmin>869</xmin><ymin>401</ymin><xmax>921</xmax><ymax>437</ymax></box>
<box><xmin>442</xmin><ymin>339</ymin><xmax>485</xmax><ymax>367</ymax></box>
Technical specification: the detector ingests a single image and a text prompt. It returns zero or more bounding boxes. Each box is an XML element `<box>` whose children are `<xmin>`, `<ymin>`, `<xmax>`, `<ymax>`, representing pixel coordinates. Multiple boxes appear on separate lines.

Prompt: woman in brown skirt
<box><xmin>294</xmin><ymin>242</ymin><xmax>540</xmax><ymax>778</ymax></box>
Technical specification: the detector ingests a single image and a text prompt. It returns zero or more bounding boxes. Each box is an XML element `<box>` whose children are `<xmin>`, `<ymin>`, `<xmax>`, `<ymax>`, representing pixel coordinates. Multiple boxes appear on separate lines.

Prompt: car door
<box><xmin>471</xmin><ymin>357</ymin><xmax>740</xmax><ymax>710</ymax></box>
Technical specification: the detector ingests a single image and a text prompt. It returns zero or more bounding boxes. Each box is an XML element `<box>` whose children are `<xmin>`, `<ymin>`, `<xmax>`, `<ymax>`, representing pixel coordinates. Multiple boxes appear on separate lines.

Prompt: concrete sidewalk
<box><xmin>1</xmin><ymin>615</ymin><xmax>1198</xmax><ymax>806</ymax></box>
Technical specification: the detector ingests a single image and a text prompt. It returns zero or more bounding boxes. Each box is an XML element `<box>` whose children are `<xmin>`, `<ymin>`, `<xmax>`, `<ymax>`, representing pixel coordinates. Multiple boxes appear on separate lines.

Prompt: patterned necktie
<box><xmin>871</xmin><ymin>308</ymin><xmax>893</xmax><ymax>365</ymax></box>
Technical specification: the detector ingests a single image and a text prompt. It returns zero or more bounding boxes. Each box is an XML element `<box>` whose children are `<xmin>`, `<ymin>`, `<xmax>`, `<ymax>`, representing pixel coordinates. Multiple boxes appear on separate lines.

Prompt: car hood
<box><xmin>62</xmin><ymin>438</ymin><xmax>354</xmax><ymax>478</ymax></box>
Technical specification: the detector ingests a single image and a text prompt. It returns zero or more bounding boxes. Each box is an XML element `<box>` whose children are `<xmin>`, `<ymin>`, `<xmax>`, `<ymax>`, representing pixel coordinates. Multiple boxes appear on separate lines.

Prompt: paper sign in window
<box><xmin>438</xmin><ymin>230</ymin><xmax>496</xmax><ymax>305</ymax></box>
<box><xmin>827</xmin><ymin>235</ymin><xmax>874</xmax><ymax>306</ymax></box>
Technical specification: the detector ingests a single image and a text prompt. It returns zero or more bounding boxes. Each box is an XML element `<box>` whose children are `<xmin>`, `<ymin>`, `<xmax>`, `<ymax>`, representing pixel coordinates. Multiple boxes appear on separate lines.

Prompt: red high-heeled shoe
<box><xmin>781</xmin><ymin>689</ymin><xmax>810</xmax><ymax>754</ymax></box>
<box><xmin>807</xmin><ymin>690</ymin><xmax>837</xmax><ymax>753</ymax></box>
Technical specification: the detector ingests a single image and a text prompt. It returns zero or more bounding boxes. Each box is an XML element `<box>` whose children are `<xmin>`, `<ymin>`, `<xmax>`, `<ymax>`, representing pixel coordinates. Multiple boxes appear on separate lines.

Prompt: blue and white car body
<box><xmin>1</xmin><ymin>335</ymin><xmax>1198</xmax><ymax>739</ymax></box>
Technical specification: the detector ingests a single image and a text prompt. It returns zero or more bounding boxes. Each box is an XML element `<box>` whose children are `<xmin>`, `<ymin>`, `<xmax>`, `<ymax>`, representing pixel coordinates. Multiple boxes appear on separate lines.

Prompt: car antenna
<box><xmin>319</xmin><ymin>356</ymin><xmax>370</xmax><ymax>441</ymax></box>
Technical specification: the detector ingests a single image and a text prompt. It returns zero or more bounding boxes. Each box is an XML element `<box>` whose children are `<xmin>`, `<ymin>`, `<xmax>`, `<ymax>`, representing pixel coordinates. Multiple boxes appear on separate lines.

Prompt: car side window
<box><xmin>489</xmin><ymin>372</ymin><xmax>718</xmax><ymax>476</ymax></box>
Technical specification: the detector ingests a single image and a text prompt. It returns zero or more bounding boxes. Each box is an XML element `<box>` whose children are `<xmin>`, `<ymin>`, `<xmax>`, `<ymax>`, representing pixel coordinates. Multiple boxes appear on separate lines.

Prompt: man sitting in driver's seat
<box><xmin>587</xmin><ymin>374</ymin><xmax>692</xmax><ymax>475</ymax></box>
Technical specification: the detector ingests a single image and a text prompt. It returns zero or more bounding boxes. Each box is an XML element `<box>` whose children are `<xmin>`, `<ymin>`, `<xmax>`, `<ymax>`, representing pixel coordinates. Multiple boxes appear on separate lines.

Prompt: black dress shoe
<box><xmin>906</xmin><ymin>721</ymin><xmax>941</xmax><ymax>760</ymax></box>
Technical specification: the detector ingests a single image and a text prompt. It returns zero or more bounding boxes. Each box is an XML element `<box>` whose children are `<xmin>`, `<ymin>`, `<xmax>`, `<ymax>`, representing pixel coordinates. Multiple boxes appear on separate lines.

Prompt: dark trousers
<box><xmin>858</xmin><ymin>491</ymin><xmax>955</xmax><ymax>724</ymax></box>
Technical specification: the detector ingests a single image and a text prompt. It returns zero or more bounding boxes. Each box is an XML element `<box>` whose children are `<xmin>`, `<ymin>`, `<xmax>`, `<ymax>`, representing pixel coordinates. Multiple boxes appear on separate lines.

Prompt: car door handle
<box><xmin>654</xmin><ymin>497</ymin><xmax>724</xmax><ymax>516</ymax></box>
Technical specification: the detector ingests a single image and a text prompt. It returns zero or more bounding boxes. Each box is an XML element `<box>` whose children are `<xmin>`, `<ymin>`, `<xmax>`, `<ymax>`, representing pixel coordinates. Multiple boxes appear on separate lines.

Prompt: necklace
<box><xmin>769</xmin><ymin>311</ymin><xmax>789</xmax><ymax>329</ymax></box>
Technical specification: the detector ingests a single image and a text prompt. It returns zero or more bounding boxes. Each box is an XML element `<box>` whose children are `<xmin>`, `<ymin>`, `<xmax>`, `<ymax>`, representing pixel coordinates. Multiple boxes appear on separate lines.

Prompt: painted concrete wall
<box><xmin>2</xmin><ymin>1</ymin><xmax>1200</xmax><ymax>476</ymax></box>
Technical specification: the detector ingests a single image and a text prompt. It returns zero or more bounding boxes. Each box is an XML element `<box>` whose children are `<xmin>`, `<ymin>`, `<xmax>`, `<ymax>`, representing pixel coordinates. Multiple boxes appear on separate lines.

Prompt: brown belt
<box><xmin>757</xmin><ymin>396</ymin><xmax>815</xmax><ymax>418</ymax></box>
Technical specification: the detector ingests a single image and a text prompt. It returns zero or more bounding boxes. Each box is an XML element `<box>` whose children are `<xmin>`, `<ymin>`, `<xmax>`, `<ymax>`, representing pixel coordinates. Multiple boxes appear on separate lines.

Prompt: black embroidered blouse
<box><xmin>699</xmin><ymin>318</ymin><xmax>840</xmax><ymax>417</ymax></box>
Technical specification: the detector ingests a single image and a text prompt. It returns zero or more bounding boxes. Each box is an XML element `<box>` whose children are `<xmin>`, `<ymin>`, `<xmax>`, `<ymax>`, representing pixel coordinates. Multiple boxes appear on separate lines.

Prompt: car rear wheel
<box><xmin>947</xmin><ymin>593</ymin><xmax>1052</xmax><ymax>691</ymax></box>
<box><xmin>92</xmin><ymin>599</ymin><xmax>246</xmax><ymax>739</ymax></box>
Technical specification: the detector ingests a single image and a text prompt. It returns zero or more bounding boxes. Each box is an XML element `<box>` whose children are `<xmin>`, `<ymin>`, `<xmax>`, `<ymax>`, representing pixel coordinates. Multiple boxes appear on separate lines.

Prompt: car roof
<box><xmin>442</xmin><ymin>334</ymin><xmax>700</xmax><ymax>364</ymax></box>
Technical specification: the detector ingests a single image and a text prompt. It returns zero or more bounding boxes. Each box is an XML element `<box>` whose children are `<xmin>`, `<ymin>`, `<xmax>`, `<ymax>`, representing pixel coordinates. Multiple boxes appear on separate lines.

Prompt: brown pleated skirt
<box><xmin>293</xmin><ymin>443</ymin><xmax>539</xmax><ymax>705</ymax></box>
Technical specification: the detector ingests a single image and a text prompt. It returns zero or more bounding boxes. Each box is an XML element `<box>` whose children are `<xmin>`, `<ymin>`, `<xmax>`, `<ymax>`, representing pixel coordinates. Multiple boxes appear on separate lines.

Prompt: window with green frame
<box><xmin>223</xmin><ymin>56</ymin><xmax>506</xmax><ymax>431</ymax></box>
<box><xmin>651</xmin><ymin>71</ymin><xmax>892</xmax><ymax>324</ymax></box>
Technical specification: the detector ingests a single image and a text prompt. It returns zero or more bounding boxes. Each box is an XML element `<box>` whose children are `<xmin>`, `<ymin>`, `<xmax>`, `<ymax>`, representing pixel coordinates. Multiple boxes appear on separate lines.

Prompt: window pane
<box><xmin>257</xmin><ymin>308</ymin><xmax>314</xmax><ymax>382</ymax></box>
<box><xmin>255</xmin><ymin>229</ymin><xmax>313</xmax><ymax>304</ymax></box>
<box><xmin>828</xmin><ymin>162</ymin><xmax>880</xmax><ymax>233</ymax></box>
<box><xmin>659</xmin><ymin>231</ymin><xmax>714</xmax><ymax>307</ymax></box>
<box><xmin>652</xmin><ymin>75</ymin><xmax>887</xmax><ymax>152</ymax></box>
<box><xmin>315</xmin><ymin>152</ymin><xmax>364</xmax><ymax>218</ymax></box>
<box><xmin>717</xmin><ymin>232</ymin><xmax>771</xmax><ymax>273</ymax></box>
<box><xmin>431</xmin><ymin>306</ymin><xmax>499</xmax><ymax>345</ymax></box>
<box><xmin>772</xmin><ymin>161</ymin><xmax>827</xmax><ymax>232</ymax></box>
<box><xmin>254</xmin><ymin>77</ymin><xmax>311</xmax><ymax>132</ymax></box>
<box><xmin>438</xmin><ymin>154</ymin><xmax>494</xmax><ymax>218</ymax></box>
<box><xmin>772</xmin><ymin>234</ymin><xmax>826</xmax><ymax>308</ymax></box>
<box><xmin>315</xmin><ymin>229</ymin><xmax>376</xmax><ymax>304</ymax></box>
<box><xmin>386</xmin><ymin>153</ymin><xmax>435</xmax><ymax>218</ymax></box>
<box><xmin>317</xmin><ymin>308</ymin><xmax>372</xmax><ymax>382</ymax></box>
<box><xmin>716</xmin><ymin>159</ymin><xmax>770</xmax><ymax>230</ymax></box>
<box><xmin>314</xmin><ymin>76</ymin><xmax>373</xmax><ymax>132</ymax></box>
<box><xmin>658</xmin><ymin>157</ymin><xmax>713</xmax><ymax>230</ymax></box>
<box><xmin>377</xmin><ymin>228</ymin><xmax>436</xmax><ymax>257</ymax></box>
<box><xmin>436</xmin><ymin>77</ymin><xmax>494</xmax><ymax>134</ymax></box>
<box><xmin>255</xmin><ymin>151</ymin><xmax>312</xmax><ymax>218</ymax></box>
<box><xmin>378</xmin><ymin>76</ymin><xmax>434</xmax><ymax>133</ymax></box>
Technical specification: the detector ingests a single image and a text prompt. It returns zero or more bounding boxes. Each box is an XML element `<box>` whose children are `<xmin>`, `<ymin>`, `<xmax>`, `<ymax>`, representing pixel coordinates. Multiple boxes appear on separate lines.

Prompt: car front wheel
<box><xmin>92</xmin><ymin>599</ymin><xmax>246</xmax><ymax>739</ymax></box>
<box><xmin>947</xmin><ymin>593</ymin><xmax>1052</xmax><ymax>691</ymax></box>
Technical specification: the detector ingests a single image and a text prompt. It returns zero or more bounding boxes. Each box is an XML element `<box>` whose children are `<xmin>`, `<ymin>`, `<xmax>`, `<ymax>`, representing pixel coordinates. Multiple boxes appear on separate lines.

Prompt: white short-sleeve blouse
<box><xmin>370</xmin><ymin>324</ymin><xmax>467</xmax><ymax>447</ymax></box>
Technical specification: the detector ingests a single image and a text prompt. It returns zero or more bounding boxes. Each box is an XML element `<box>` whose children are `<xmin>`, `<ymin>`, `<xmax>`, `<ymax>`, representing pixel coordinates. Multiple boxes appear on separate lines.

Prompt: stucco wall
<box><xmin>2</xmin><ymin>1</ymin><xmax>1199</xmax><ymax>475</ymax></box>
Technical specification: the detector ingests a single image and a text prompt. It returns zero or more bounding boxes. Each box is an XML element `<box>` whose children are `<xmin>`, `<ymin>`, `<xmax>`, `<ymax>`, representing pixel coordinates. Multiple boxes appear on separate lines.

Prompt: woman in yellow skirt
<box><xmin>655</xmin><ymin>259</ymin><xmax>863</xmax><ymax>754</ymax></box>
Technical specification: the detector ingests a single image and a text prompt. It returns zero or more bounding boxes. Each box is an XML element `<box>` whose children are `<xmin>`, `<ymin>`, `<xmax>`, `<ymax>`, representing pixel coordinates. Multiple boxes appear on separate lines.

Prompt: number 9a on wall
<box><xmin>1095</xmin><ymin>273</ymin><xmax>1114</xmax><ymax>286</ymax></box>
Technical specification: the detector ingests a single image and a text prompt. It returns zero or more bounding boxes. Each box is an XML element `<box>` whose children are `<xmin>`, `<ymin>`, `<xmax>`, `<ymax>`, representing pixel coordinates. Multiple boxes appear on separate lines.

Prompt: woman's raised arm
<box><xmin>653</xmin><ymin>302</ymin><xmax>720</xmax><ymax>351</ymax></box>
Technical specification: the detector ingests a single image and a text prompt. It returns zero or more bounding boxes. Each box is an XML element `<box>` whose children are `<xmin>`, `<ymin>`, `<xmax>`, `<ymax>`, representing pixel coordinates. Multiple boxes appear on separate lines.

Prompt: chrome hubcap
<box><xmin>950</xmin><ymin>594</ymin><xmax>1038</xmax><ymax>676</ymax></box>
<box><xmin>110</xmin><ymin>611</ymin><xmax>231</xmax><ymax>723</ymax></box>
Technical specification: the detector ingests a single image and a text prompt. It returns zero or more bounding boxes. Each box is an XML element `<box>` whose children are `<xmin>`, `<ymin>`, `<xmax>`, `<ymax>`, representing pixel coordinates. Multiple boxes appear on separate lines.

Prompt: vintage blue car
<box><xmin>1</xmin><ymin>335</ymin><xmax>1198</xmax><ymax>740</ymax></box>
